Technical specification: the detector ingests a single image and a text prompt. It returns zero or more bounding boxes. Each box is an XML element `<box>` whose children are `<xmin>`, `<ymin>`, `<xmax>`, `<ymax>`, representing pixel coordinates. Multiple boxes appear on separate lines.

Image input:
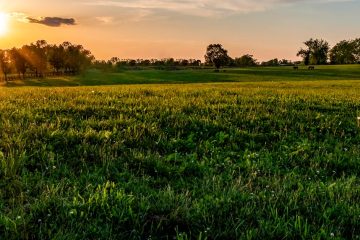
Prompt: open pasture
<box><xmin>1</xmin><ymin>67</ymin><xmax>360</xmax><ymax>239</ymax></box>
<box><xmin>3</xmin><ymin>65</ymin><xmax>360</xmax><ymax>87</ymax></box>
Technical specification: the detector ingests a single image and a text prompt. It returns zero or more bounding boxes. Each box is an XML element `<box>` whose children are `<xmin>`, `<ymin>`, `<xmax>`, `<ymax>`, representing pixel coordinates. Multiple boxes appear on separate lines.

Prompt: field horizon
<box><xmin>1</xmin><ymin>65</ymin><xmax>360</xmax><ymax>88</ymax></box>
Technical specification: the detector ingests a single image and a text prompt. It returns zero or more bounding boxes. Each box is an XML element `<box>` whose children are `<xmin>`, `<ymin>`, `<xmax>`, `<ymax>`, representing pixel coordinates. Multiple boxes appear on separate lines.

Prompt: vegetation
<box><xmin>0</xmin><ymin>40</ymin><xmax>94</xmax><ymax>82</ymax></box>
<box><xmin>0</xmin><ymin>66</ymin><xmax>360</xmax><ymax>239</ymax></box>
<box><xmin>1</xmin><ymin>37</ymin><xmax>360</xmax><ymax>82</ymax></box>
<box><xmin>204</xmin><ymin>44</ymin><xmax>230</xmax><ymax>70</ymax></box>
<box><xmin>2</xmin><ymin>65</ymin><xmax>360</xmax><ymax>87</ymax></box>
<box><xmin>297</xmin><ymin>39</ymin><xmax>330</xmax><ymax>65</ymax></box>
<box><xmin>330</xmin><ymin>39</ymin><xmax>360</xmax><ymax>64</ymax></box>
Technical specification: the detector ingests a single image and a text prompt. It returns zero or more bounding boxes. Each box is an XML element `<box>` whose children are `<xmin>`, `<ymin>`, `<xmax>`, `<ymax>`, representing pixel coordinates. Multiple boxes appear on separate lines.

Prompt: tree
<box><xmin>329</xmin><ymin>40</ymin><xmax>356</xmax><ymax>64</ymax></box>
<box><xmin>48</xmin><ymin>44</ymin><xmax>65</xmax><ymax>73</ymax></box>
<box><xmin>61</xmin><ymin>42</ymin><xmax>94</xmax><ymax>74</ymax></box>
<box><xmin>352</xmin><ymin>38</ymin><xmax>360</xmax><ymax>63</ymax></box>
<box><xmin>21</xmin><ymin>41</ymin><xmax>48</xmax><ymax>77</ymax></box>
<box><xmin>297</xmin><ymin>38</ymin><xmax>329</xmax><ymax>65</ymax></box>
<box><xmin>234</xmin><ymin>54</ymin><xmax>258</xmax><ymax>67</ymax></box>
<box><xmin>0</xmin><ymin>50</ymin><xmax>12</xmax><ymax>82</ymax></box>
<box><xmin>9</xmin><ymin>48</ymin><xmax>28</xmax><ymax>78</ymax></box>
<box><xmin>205</xmin><ymin>44</ymin><xmax>229</xmax><ymax>70</ymax></box>
<box><xmin>261</xmin><ymin>58</ymin><xmax>279</xmax><ymax>66</ymax></box>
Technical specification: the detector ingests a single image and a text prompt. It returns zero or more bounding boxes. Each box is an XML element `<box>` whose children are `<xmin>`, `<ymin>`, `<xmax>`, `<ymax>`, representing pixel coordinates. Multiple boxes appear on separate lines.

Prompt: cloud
<box><xmin>96</xmin><ymin>16</ymin><xmax>114</xmax><ymax>24</ymax></box>
<box><xmin>10</xmin><ymin>12</ymin><xmax>29</xmax><ymax>23</ymax></box>
<box><xmin>83</xmin><ymin>0</ymin><xmax>353</xmax><ymax>16</ymax></box>
<box><xmin>27</xmin><ymin>17</ymin><xmax>76</xmax><ymax>27</ymax></box>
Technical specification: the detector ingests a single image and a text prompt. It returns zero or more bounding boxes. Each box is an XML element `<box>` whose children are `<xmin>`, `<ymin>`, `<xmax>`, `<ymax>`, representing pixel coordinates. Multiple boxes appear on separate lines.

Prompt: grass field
<box><xmin>3</xmin><ymin>65</ymin><xmax>360</xmax><ymax>87</ymax></box>
<box><xmin>1</xmin><ymin>66</ymin><xmax>360</xmax><ymax>239</ymax></box>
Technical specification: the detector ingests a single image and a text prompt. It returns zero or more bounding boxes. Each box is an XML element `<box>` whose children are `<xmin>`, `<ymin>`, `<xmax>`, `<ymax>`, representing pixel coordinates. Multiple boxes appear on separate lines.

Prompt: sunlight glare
<box><xmin>0</xmin><ymin>12</ymin><xmax>9</xmax><ymax>36</ymax></box>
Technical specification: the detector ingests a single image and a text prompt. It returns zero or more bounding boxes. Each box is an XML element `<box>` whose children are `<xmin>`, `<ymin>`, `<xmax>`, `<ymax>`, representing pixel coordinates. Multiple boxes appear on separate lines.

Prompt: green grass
<box><xmin>3</xmin><ymin>65</ymin><xmax>360</xmax><ymax>87</ymax></box>
<box><xmin>1</xmin><ymin>67</ymin><xmax>360</xmax><ymax>239</ymax></box>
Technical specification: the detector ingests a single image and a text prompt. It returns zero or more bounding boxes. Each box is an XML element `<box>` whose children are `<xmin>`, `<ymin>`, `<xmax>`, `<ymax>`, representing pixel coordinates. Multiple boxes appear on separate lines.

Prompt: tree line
<box><xmin>93</xmin><ymin>58</ymin><xmax>202</xmax><ymax>71</ymax></box>
<box><xmin>1</xmin><ymin>37</ymin><xmax>359</xmax><ymax>81</ymax></box>
<box><xmin>297</xmin><ymin>38</ymin><xmax>360</xmax><ymax>65</ymax></box>
<box><xmin>0</xmin><ymin>40</ymin><xmax>94</xmax><ymax>82</ymax></box>
<box><xmin>204</xmin><ymin>38</ymin><xmax>360</xmax><ymax>70</ymax></box>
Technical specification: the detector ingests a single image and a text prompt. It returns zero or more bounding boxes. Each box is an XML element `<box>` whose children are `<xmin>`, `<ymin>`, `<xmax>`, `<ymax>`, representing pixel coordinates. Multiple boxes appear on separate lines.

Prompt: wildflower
<box><xmin>16</xmin><ymin>216</ymin><xmax>21</xmax><ymax>220</ymax></box>
<box><xmin>330</xmin><ymin>233</ymin><xmax>335</xmax><ymax>237</ymax></box>
<box><xmin>52</xmin><ymin>165</ymin><xmax>56</xmax><ymax>169</ymax></box>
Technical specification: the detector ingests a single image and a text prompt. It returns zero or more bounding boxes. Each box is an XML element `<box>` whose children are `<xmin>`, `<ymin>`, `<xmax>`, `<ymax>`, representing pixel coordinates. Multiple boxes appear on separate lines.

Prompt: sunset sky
<box><xmin>0</xmin><ymin>0</ymin><xmax>359</xmax><ymax>61</ymax></box>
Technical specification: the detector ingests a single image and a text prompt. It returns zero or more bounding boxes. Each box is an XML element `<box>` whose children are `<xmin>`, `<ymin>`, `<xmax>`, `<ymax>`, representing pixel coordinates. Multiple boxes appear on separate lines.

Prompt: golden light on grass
<box><xmin>0</xmin><ymin>12</ymin><xmax>9</xmax><ymax>36</ymax></box>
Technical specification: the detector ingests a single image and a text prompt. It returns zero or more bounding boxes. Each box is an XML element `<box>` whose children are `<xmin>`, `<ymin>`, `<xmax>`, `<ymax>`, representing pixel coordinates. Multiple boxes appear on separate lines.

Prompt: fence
<box><xmin>0</xmin><ymin>72</ymin><xmax>77</xmax><ymax>82</ymax></box>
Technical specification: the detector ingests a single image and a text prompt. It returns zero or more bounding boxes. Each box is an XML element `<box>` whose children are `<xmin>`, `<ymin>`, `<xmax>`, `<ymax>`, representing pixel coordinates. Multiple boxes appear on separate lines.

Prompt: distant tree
<box><xmin>297</xmin><ymin>38</ymin><xmax>329</xmax><ymax>65</ymax></box>
<box><xmin>261</xmin><ymin>58</ymin><xmax>279</xmax><ymax>66</ymax></box>
<box><xmin>190</xmin><ymin>59</ymin><xmax>202</xmax><ymax>67</ymax></box>
<box><xmin>110</xmin><ymin>57</ymin><xmax>119</xmax><ymax>65</ymax></box>
<box><xmin>9</xmin><ymin>48</ymin><xmax>28</xmax><ymax>78</ymax></box>
<box><xmin>128</xmin><ymin>59</ymin><xmax>137</xmax><ymax>67</ymax></box>
<box><xmin>352</xmin><ymin>38</ymin><xmax>360</xmax><ymax>63</ymax></box>
<box><xmin>279</xmin><ymin>59</ymin><xmax>293</xmax><ymax>65</ymax></box>
<box><xmin>329</xmin><ymin>40</ymin><xmax>356</xmax><ymax>64</ymax></box>
<box><xmin>297</xmin><ymin>49</ymin><xmax>310</xmax><ymax>65</ymax></box>
<box><xmin>165</xmin><ymin>58</ymin><xmax>175</xmax><ymax>66</ymax></box>
<box><xmin>234</xmin><ymin>54</ymin><xmax>258</xmax><ymax>67</ymax></box>
<box><xmin>180</xmin><ymin>59</ymin><xmax>189</xmax><ymax>66</ymax></box>
<box><xmin>61</xmin><ymin>42</ymin><xmax>94</xmax><ymax>74</ymax></box>
<box><xmin>0</xmin><ymin>50</ymin><xmax>12</xmax><ymax>82</ymax></box>
<box><xmin>205</xmin><ymin>44</ymin><xmax>229</xmax><ymax>70</ymax></box>
<box><xmin>20</xmin><ymin>40</ymin><xmax>48</xmax><ymax>77</ymax></box>
<box><xmin>47</xmin><ymin>44</ymin><xmax>65</xmax><ymax>73</ymax></box>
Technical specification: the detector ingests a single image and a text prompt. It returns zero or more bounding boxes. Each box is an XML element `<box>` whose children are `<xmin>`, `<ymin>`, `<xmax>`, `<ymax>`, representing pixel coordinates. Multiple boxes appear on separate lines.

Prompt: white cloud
<box><xmin>82</xmin><ymin>0</ymin><xmax>353</xmax><ymax>17</ymax></box>
<box><xmin>96</xmin><ymin>16</ymin><xmax>114</xmax><ymax>24</ymax></box>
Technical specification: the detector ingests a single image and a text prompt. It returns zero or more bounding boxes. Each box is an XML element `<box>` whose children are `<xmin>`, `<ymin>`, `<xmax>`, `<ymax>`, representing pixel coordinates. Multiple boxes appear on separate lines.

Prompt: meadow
<box><xmin>1</xmin><ymin>66</ymin><xmax>360</xmax><ymax>239</ymax></box>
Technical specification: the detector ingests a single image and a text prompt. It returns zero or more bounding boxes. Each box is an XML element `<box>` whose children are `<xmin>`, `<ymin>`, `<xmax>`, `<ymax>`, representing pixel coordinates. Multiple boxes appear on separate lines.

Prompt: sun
<box><xmin>0</xmin><ymin>12</ymin><xmax>9</xmax><ymax>36</ymax></box>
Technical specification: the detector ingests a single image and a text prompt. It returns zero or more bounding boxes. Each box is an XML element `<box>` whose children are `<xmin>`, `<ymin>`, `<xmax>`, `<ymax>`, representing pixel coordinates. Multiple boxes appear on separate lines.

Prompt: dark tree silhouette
<box><xmin>48</xmin><ymin>44</ymin><xmax>66</xmax><ymax>73</ymax></box>
<box><xmin>297</xmin><ymin>38</ymin><xmax>329</xmax><ymax>65</ymax></box>
<box><xmin>330</xmin><ymin>39</ymin><xmax>360</xmax><ymax>64</ymax></box>
<box><xmin>234</xmin><ymin>54</ymin><xmax>257</xmax><ymax>67</ymax></box>
<box><xmin>9</xmin><ymin>48</ymin><xmax>28</xmax><ymax>79</ymax></box>
<box><xmin>205</xmin><ymin>44</ymin><xmax>230</xmax><ymax>70</ymax></box>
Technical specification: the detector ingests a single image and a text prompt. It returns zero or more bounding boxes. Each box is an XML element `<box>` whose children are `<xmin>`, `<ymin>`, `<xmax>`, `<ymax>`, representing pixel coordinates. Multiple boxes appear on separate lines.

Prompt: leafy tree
<box><xmin>329</xmin><ymin>40</ymin><xmax>356</xmax><ymax>64</ymax></box>
<box><xmin>234</xmin><ymin>54</ymin><xmax>258</xmax><ymax>67</ymax></box>
<box><xmin>61</xmin><ymin>42</ymin><xmax>94</xmax><ymax>74</ymax></box>
<box><xmin>279</xmin><ymin>59</ymin><xmax>293</xmax><ymax>65</ymax></box>
<box><xmin>297</xmin><ymin>38</ymin><xmax>330</xmax><ymax>65</ymax></box>
<box><xmin>47</xmin><ymin>44</ymin><xmax>65</xmax><ymax>73</ymax></box>
<box><xmin>20</xmin><ymin>40</ymin><xmax>48</xmax><ymax>77</ymax></box>
<box><xmin>0</xmin><ymin>50</ymin><xmax>12</xmax><ymax>82</ymax></box>
<box><xmin>9</xmin><ymin>48</ymin><xmax>28</xmax><ymax>78</ymax></box>
<box><xmin>205</xmin><ymin>44</ymin><xmax>229</xmax><ymax>70</ymax></box>
<box><xmin>261</xmin><ymin>58</ymin><xmax>280</xmax><ymax>66</ymax></box>
<box><xmin>352</xmin><ymin>38</ymin><xmax>360</xmax><ymax>63</ymax></box>
<box><xmin>328</xmin><ymin>39</ymin><xmax>360</xmax><ymax>64</ymax></box>
<box><xmin>297</xmin><ymin>49</ymin><xmax>310</xmax><ymax>65</ymax></box>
